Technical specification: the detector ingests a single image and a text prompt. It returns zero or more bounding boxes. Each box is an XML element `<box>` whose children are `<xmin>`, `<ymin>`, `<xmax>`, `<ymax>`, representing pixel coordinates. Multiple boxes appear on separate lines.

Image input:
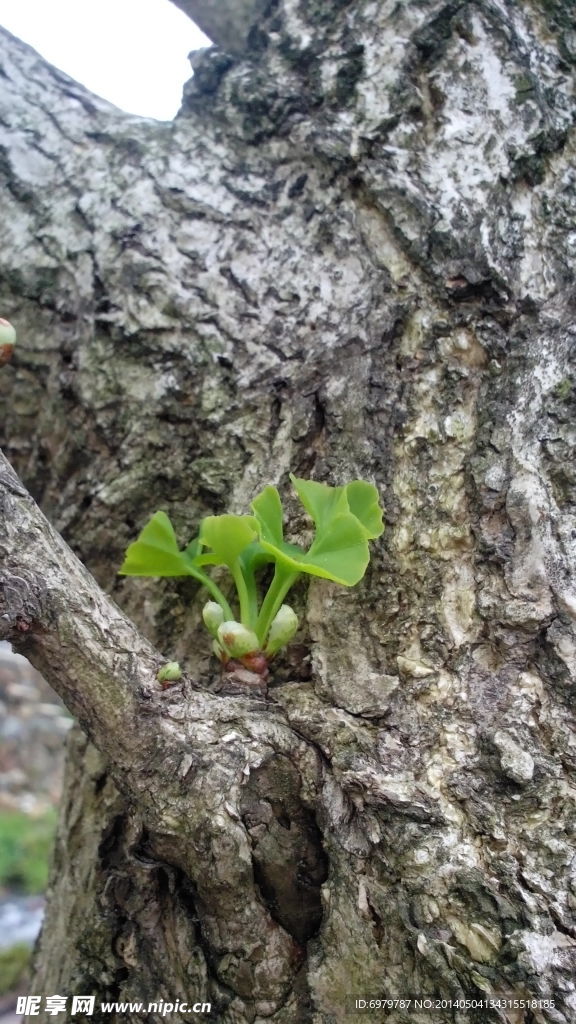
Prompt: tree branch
<box><xmin>168</xmin><ymin>0</ymin><xmax>270</xmax><ymax>53</ymax></box>
<box><xmin>0</xmin><ymin>448</ymin><xmax>164</xmax><ymax>766</ymax></box>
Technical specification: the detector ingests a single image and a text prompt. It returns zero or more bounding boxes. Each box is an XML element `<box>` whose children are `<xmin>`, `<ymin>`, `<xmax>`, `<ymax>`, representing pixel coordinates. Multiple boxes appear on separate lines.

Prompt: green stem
<box><xmin>255</xmin><ymin>566</ymin><xmax>299</xmax><ymax>645</ymax></box>
<box><xmin>242</xmin><ymin>565</ymin><xmax>259</xmax><ymax>630</ymax></box>
<box><xmin>188</xmin><ymin>568</ymin><xmax>234</xmax><ymax>621</ymax></box>
<box><xmin>232</xmin><ymin>561</ymin><xmax>254</xmax><ymax>629</ymax></box>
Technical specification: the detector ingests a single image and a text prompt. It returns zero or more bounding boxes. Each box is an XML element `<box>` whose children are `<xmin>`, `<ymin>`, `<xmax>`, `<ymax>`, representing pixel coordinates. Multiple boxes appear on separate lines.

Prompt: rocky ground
<box><xmin>0</xmin><ymin>644</ymin><xmax>70</xmax><ymax>1020</ymax></box>
<box><xmin>0</xmin><ymin>644</ymin><xmax>70</xmax><ymax>813</ymax></box>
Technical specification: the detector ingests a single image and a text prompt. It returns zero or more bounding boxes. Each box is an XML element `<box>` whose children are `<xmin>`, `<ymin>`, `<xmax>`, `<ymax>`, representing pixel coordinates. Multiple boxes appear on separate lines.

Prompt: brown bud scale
<box><xmin>0</xmin><ymin>344</ymin><xmax>14</xmax><ymax>366</ymax></box>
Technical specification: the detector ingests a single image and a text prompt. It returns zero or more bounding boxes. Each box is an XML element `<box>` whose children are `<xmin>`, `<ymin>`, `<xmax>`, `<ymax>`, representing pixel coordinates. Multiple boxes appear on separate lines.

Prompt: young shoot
<box><xmin>119</xmin><ymin>475</ymin><xmax>383</xmax><ymax>676</ymax></box>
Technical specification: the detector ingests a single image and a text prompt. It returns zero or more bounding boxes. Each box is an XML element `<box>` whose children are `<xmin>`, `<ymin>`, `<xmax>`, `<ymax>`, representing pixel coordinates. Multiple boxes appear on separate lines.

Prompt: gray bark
<box><xmin>168</xmin><ymin>0</ymin><xmax>271</xmax><ymax>53</ymax></box>
<box><xmin>1</xmin><ymin>1</ymin><xmax>576</xmax><ymax>1021</ymax></box>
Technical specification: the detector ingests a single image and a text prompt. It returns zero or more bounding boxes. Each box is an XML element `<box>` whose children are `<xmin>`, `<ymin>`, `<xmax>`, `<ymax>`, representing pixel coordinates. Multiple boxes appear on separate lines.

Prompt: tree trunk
<box><xmin>1</xmin><ymin>0</ymin><xmax>576</xmax><ymax>1020</ymax></box>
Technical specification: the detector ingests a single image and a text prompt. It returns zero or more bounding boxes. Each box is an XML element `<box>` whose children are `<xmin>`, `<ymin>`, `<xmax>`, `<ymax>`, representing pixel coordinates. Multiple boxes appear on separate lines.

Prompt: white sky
<box><xmin>0</xmin><ymin>0</ymin><xmax>211</xmax><ymax>120</ymax></box>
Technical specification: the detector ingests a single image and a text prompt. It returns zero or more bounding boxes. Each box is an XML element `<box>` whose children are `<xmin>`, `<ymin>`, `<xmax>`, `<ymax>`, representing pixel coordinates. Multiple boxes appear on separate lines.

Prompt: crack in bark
<box><xmin>240</xmin><ymin>755</ymin><xmax>329</xmax><ymax>946</ymax></box>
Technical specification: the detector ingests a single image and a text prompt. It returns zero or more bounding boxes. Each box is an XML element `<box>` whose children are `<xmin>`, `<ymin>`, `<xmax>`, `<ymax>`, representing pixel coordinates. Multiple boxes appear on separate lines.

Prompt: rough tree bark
<box><xmin>168</xmin><ymin>0</ymin><xmax>270</xmax><ymax>55</ymax></box>
<box><xmin>1</xmin><ymin>0</ymin><xmax>576</xmax><ymax>1021</ymax></box>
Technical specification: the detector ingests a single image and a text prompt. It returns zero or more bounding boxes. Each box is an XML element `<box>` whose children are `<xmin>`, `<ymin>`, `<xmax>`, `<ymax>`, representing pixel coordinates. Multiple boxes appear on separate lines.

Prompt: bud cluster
<box><xmin>202</xmin><ymin>600</ymin><xmax>299</xmax><ymax>669</ymax></box>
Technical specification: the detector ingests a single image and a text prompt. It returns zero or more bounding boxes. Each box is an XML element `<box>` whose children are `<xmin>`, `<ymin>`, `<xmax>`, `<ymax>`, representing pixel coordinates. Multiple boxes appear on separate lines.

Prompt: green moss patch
<box><xmin>0</xmin><ymin>809</ymin><xmax>57</xmax><ymax>894</ymax></box>
<box><xmin>0</xmin><ymin>943</ymin><xmax>31</xmax><ymax>996</ymax></box>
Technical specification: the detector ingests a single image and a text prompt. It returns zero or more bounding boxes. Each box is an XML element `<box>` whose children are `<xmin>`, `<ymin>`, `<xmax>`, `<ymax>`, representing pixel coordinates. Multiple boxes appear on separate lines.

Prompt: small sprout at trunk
<box><xmin>120</xmin><ymin>475</ymin><xmax>384</xmax><ymax>679</ymax></box>
<box><xmin>0</xmin><ymin>319</ymin><xmax>16</xmax><ymax>366</ymax></box>
<box><xmin>157</xmin><ymin>661</ymin><xmax>182</xmax><ymax>685</ymax></box>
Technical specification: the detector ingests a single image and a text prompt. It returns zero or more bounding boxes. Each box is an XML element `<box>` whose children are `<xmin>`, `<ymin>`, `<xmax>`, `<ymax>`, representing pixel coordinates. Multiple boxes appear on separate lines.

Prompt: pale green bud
<box><xmin>217</xmin><ymin>620</ymin><xmax>259</xmax><ymax>658</ymax></box>
<box><xmin>0</xmin><ymin>319</ymin><xmax>16</xmax><ymax>344</ymax></box>
<box><xmin>157</xmin><ymin>661</ymin><xmax>182</xmax><ymax>682</ymax></box>
<box><xmin>202</xmin><ymin>601</ymin><xmax>225</xmax><ymax>636</ymax></box>
<box><xmin>265</xmin><ymin>604</ymin><xmax>299</xmax><ymax>656</ymax></box>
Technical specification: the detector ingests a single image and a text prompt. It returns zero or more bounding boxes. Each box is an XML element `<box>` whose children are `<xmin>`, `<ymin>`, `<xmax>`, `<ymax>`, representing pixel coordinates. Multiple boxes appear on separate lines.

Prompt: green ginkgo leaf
<box><xmin>252</xmin><ymin>483</ymin><xmax>371</xmax><ymax>585</ymax></box>
<box><xmin>251</xmin><ymin>486</ymin><xmax>285</xmax><ymax>546</ymax></box>
<box><xmin>306</xmin><ymin>513</ymin><xmax>370</xmax><ymax>584</ymax></box>
<box><xmin>199</xmin><ymin>514</ymin><xmax>259</xmax><ymax>568</ymax></box>
<box><xmin>119</xmin><ymin>511</ymin><xmax>197</xmax><ymax>577</ymax></box>
<box><xmin>289</xmin><ymin>475</ymin><xmax>349</xmax><ymax>531</ymax></box>
<box><xmin>344</xmin><ymin>480</ymin><xmax>384</xmax><ymax>539</ymax></box>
